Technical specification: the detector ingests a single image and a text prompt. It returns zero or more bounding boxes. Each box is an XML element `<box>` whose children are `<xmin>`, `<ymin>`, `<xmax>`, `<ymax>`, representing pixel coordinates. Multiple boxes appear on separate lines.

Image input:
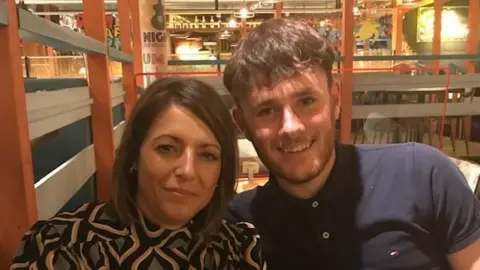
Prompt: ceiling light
<box><xmin>234</xmin><ymin>7</ymin><xmax>254</xmax><ymax>19</ymax></box>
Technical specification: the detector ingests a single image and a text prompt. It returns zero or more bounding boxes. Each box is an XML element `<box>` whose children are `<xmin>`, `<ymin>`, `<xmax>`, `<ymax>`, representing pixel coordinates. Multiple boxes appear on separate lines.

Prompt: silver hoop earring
<box><xmin>129</xmin><ymin>165</ymin><xmax>137</xmax><ymax>174</ymax></box>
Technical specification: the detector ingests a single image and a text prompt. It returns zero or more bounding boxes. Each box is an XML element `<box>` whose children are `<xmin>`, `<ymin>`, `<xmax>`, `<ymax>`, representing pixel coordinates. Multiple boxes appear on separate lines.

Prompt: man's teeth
<box><xmin>282</xmin><ymin>143</ymin><xmax>311</xmax><ymax>153</ymax></box>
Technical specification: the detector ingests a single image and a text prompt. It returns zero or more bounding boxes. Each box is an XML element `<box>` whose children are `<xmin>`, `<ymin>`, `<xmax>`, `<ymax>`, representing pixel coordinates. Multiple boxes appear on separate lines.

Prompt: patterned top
<box><xmin>10</xmin><ymin>203</ymin><xmax>265</xmax><ymax>269</ymax></box>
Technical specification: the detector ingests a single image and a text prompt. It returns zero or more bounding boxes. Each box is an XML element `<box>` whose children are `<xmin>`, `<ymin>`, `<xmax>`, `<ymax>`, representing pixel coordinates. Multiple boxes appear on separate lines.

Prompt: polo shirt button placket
<box><xmin>310</xmin><ymin>199</ymin><xmax>335</xmax><ymax>267</ymax></box>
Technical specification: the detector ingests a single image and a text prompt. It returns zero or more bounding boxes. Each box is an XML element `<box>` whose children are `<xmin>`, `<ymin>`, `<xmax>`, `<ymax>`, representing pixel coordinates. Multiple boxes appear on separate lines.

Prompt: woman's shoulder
<box><xmin>22</xmin><ymin>202</ymin><xmax>126</xmax><ymax>246</ymax></box>
<box><xmin>11</xmin><ymin>203</ymin><xmax>128</xmax><ymax>269</ymax></box>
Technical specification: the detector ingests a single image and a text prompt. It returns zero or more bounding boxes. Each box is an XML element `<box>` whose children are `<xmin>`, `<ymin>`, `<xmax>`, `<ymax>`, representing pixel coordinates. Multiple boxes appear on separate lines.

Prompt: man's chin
<box><xmin>274</xmin><ymin>168</ymin><xmax>320</xmax><ymax>186</ymax></box>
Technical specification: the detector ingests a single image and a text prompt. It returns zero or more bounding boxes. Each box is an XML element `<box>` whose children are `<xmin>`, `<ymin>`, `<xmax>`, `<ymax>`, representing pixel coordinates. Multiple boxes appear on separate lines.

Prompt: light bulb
<box><xmin>240</xmin><ymin>8</ymin><xmax>248</xmax><ymax>17</ymax></box>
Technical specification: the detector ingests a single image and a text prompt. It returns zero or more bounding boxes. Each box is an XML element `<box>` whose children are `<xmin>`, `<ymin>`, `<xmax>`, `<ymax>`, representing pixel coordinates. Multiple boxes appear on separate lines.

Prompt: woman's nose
<box><xmin>174</xmin><ymin>148</ymin><xmax>195</xmax><ymax>180</ymax></box>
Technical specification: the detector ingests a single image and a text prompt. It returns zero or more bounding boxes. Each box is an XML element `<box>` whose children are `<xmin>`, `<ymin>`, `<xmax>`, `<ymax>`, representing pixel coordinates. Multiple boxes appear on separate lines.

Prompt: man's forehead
<box><xmin>248</xmin><ymin>71</ymin><xmax>328</xmax><ymax>105</ymax></box>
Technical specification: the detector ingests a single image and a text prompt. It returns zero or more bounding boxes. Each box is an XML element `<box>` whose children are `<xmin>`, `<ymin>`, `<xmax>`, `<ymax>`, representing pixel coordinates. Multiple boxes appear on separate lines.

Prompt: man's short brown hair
<box><xmin>223</xmin><ymin>18</ymin><xmax>335</xmax><ymax>100</ymax></box>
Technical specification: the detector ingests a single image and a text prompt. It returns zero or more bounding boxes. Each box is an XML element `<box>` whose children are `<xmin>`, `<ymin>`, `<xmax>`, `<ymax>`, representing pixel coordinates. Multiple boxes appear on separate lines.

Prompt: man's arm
<box><xmin>414</xmin><ymin>144</ymin><xmax>480</xmax><ymax>270</ymax></box>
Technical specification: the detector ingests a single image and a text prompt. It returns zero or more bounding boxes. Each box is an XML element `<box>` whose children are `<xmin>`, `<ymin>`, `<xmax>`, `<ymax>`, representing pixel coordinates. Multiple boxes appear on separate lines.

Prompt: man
<box><xmin>223</xmin><ymin>18</ymin><xmax>480</xmax><ymax>270</ymax></box>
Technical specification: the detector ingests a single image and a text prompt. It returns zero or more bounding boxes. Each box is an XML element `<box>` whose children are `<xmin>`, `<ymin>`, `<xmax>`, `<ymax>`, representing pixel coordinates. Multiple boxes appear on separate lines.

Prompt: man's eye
<box><xmin>299</xmin><ymin>97</ymin><xmax>316</xmax><ymax>107</ymax></box>
<box><xmin>257</xmin><ymin>107</ymin><xmax>274</xmax><ymax>117</ymax></box>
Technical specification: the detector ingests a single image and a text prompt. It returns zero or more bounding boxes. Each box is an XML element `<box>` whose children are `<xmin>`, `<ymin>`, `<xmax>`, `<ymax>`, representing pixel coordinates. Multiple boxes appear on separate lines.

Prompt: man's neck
<box><xmin>277</xmin><ymin>148</ymin><xmax>336</xmax><ymax>199</ymax></box>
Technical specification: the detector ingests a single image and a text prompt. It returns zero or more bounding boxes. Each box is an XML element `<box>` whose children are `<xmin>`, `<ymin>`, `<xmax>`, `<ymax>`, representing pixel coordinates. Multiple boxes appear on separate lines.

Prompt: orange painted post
<box><xmin>274</xmin><ymin>3</ymin><xmax>282</xmax><ymax>18</ymax></box>
<box><xmin>464</xmin><ymin>0</ymin><xmax>478</xmax><ymax>141</ymax></box>
<box><xmin>117</xmin><ymin>0</ymin><xmax>136</xmax><ymax>119</ymax></box>
<box><xmin>240</xmin><ymin>18</ymin><xmax>247</xmax><ymax>36</ymax></box>
<box><xmin>363</xmin><ymin>0</ymin><xmax>370</xmax><ymax>52</ymax></box>
<box><xmin>465</xmin><ymin>0</ymin><xmax>478</xmax><ymax>73</ymax></box>
<box><xmin>129</xmin><ymin>0</ymin><xmax>144</xmax><ymax>88</ymax></box>
<box><xmin>0</xmin><ymin>0</ymin><xmax>37</xmax><ymax>268</ymax></box>
<box><xmin>429</xmin><ymin>0</ymin><xmax>445</xmax><ymax>137</ymax></box>
<box><xmin>431</xmin><ymin>0</ymin><xmax>444</xmax><ymax>74</ymax></box>
<box><xmin>82</xmin><ymin>0</ymin><xmax>116</xmax><ymax>202</ymax></box>
<box><xmin>392</xmin><ymin>8</ymin><xmax>404</xmax><ymax>56</ymax></box>
<box><xmin>340</xmin><ymin>0</ymin><xmax>354</xmax><ymax>143</ymax></box>
<box><xmin>42</xmin><ymin>5</ymin><xmax>56</xmax><ymax>77</ymax></box>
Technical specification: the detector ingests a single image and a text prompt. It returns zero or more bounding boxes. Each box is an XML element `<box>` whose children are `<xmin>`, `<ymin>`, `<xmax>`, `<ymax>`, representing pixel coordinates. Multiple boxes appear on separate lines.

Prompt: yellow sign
<box><xmin>355</xmin><ymin>20</ymin><xmax>380</xmax><ymax>42</ymax></box>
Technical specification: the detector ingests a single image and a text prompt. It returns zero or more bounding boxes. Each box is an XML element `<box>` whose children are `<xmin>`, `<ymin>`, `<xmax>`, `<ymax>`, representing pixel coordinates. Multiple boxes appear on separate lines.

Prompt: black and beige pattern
<box><xmin>11</xmin><ymin>203</ymin><xmax>265</xmax><ymax>269</ymax></box>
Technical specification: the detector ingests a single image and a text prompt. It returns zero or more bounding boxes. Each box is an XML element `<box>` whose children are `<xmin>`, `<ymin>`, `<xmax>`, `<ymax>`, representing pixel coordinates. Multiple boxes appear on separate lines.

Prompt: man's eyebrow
<box><xmin>253</xmin><ymin>87</ymin><xmax>315</xmax><ymax>107</ymax></box>
<box><xmin>294</xmin><ymin>88</ymin><xmax>315</xmax><ymax>98</ymax></box>
<box><xmin>253</xmin><ymin>98</ymin><xmax>277</xmax><ymax>108</ymax></box>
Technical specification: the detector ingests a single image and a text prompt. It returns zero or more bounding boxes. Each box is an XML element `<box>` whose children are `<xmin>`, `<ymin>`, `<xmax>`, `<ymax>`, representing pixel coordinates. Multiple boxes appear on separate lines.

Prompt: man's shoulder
<box><xmin>225</xmin><ymin>187</ymin><xmax>261</xmax><ymax>223</ymax></box>
<box><xmin>349</xmin><ymin>142</ymin><xmax>463</xmax><ymax>195</ymax></box>
<box><xmin>353</xmin><ymin>142</ymin><xmax>449</xmax><ymax>170</ymax></box>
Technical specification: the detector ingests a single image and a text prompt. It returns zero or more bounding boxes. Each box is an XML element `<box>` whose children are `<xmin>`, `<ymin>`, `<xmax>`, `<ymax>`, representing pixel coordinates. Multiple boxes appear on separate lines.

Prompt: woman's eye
<box><xmin>199</xmin><ymin>152</ymin><xmax>218</xmax><ymax>161</ymax></box>
<box><xmin>156</xmin><ymin>144</ymin><xmax>175</xmax><ymax>153</ymax></box>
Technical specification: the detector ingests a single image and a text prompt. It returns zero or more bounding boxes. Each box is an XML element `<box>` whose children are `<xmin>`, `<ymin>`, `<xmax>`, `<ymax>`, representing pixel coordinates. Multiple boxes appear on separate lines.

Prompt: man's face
<box><xmin>234</xmin><ymin>70</ymin><xmax>340</xmax><ymax>185</ymax></box>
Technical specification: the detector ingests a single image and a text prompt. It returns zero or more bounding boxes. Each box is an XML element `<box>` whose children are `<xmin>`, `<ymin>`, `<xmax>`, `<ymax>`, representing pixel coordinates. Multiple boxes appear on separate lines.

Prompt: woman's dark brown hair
<box><xmin>108</xmin><ymin>77</ymin><xmax>238</xmax><ymax>238</ymax></box>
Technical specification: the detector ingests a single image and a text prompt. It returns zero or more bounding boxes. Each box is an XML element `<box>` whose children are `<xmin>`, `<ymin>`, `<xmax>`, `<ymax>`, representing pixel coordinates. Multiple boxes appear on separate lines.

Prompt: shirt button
<box><xmin>322</xmin><ymin>232</ymin><xmax>330</xmax><ymax>239</ymax></box>
<box><xmin>312</xmin><ymin>201</ymin><xmax>319</xmax><ymax>208</ymax></box>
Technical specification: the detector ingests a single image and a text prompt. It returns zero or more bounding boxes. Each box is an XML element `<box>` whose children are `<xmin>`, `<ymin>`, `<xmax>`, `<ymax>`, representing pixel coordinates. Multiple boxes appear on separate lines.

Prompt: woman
<box><xmin>11</xmin><ymin>77</ymin><xmax>265</xmax><ymax>269</ymax></box>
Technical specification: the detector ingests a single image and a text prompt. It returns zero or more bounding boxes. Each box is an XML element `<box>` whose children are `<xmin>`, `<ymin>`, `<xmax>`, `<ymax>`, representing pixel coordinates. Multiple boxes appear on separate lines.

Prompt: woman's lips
<box><xmin>163</xmin><ymin>187</ymin><xmax>196</xmax><ymax>196</ymax></box>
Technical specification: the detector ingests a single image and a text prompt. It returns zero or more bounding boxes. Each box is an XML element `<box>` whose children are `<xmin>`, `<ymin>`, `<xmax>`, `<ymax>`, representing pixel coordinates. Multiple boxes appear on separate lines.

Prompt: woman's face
<box><xmin>136</xmin><ymin>105</ymin><xmax>222</xmax><ymax>229</ymax></box>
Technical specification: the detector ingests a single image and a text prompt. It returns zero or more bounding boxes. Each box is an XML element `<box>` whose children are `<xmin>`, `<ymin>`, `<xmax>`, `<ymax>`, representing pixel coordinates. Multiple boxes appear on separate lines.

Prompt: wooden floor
<box><xmin>352</xmin><ymin>131</ymin><xmax>480</xmax><ymax>158</ymax></box>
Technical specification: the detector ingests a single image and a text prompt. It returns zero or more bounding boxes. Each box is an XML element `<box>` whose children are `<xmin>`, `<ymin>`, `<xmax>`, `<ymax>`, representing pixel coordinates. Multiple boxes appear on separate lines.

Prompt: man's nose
<box><xmin>279</xmin><ymin>106</ymin><xmax>305</xmax><ymax>137</ymax></box>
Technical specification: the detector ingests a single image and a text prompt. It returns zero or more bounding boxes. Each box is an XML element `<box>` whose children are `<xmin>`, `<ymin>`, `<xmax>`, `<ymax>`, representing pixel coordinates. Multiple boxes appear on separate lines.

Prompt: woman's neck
<box><xmin>136</xmin><ymin>197</ymin><xmax>187</xmax><ymax>230</ymax></box>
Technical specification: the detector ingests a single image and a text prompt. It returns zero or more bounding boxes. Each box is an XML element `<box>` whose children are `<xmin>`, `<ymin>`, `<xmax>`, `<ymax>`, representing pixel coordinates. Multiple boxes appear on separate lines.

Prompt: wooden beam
<box><xmin>82</xmin><ymin>0</ymin><xmax>115</xmax><ymax>202</ymax></box>
<box><xmin>465</xmin><ymin>0</ymin><xmax>479</xmax><ymax>73</ymax></box>
<box><xmin>464</xmin><ymin>0</ymin><xmax>479</xmax><ymax>142</ymax></box>
<box><xmin>117</xmin><ymin>0</ymin><xmax>136</xmax><ymax>119</ymax></box>
<box><xmin>0</xmin><ymin>0</ymin><xmax>37</xmax><ymax>268</ymax></box>
<box><xmin>129</xmin><ymin>0</ymin><xmax>144</xmax><ymax>88</ymax></box>
<box><xmin>340</xmin><ymin>0</ymin><xmax>354</xmax><ymax>143</ymax></box>
<box><xmin>396</xmin><ymin>0</ymin><xmax>435</xmax><ymax>9</ymax></box>
<box><xmin>240</xmin><ymin>18</ymin><xmax>247</xmax><ymax>36</ymax></box>
<box><xmin>274</xmin><ymin>2</ymin><xmax>282</xmax><ymax>18</ymax></box>
<box><xmin>431</xmin><ymin>0</ymin><xmax>444</xmax><ymax>73</ymax></box>
<box><xmin>352</xmin><ymin>101</ymin><xmax>480</xmax><ymax>119</ymax></box>
<box><xmin>392</xmin><ymin>8</ymin><xmax>405</xmax><ymax>55</ymax></box>
<box><xmin>34</xmin><ymin>145</ymin><xmax>95</xmax><ymax>220</ymax></box>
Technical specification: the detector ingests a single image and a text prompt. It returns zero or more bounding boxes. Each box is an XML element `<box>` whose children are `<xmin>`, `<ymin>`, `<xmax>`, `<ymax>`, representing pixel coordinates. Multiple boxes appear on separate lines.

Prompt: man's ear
<box><xmin>232</xmin><ymin>107</ymin><xmax>252</xmax><ymax>141</ymax></box>
<box><xmin>331</xmin><ymin>80</ymin><xmax>341</xmax><ymax>120</ymax></box>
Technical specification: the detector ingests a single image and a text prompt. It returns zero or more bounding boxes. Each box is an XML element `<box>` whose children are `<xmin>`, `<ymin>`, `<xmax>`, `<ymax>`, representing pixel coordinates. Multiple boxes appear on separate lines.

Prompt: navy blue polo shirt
<box><xmin>227</xmin><ymin>143</ymin><xmax>480</xmax><ymax>269</ymax></box>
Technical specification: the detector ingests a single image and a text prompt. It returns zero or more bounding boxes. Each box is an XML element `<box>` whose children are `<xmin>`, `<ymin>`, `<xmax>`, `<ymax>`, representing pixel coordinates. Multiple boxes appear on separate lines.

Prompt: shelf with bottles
<box><xmin>167</xmin><ymin>15</ymin><xmax>263</xmax><ymax>32</ymax></box>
